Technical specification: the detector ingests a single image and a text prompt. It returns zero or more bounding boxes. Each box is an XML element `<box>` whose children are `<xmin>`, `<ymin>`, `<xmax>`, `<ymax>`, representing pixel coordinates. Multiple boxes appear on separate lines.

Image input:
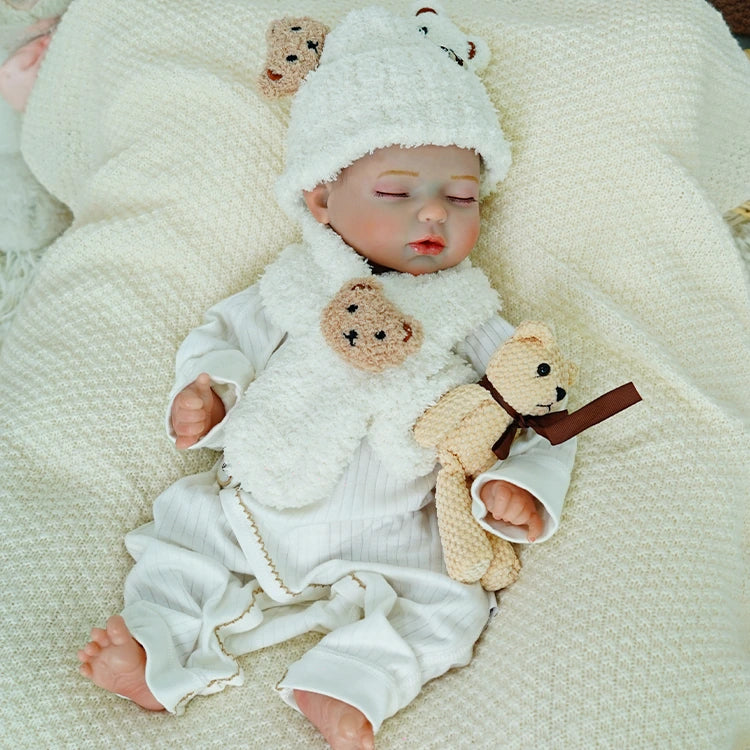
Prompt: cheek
<box><xmin>460</xmin><ymin>215</ymin><xmax>481</xmax><ymax>252</ymax></box>
<box><xmin>357</xmin><ymin>212</ymin><xmax>401</xmax><ymax>247</ymax></box>
<box><xmin>328</xmin><ymin>193</ymin><xmax>384</xmax><ymax>234</ymax></box>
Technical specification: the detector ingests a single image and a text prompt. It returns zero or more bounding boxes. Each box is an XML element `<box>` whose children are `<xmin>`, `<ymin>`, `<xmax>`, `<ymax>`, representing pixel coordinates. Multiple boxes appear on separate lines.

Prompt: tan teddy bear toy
<box><xmin>414</xmin><ymin>321</ymin><xmax>577</xmax><ymax>591</ymax></box>
<box><xmin>414</xmin><ymin>321</ymin><xmax>642</xmax><ymax>591</ymax></box>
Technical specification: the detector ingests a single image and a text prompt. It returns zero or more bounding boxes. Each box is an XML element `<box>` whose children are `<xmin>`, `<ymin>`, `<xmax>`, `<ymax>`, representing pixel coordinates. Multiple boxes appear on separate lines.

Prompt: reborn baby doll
<box><xmin>77</xmin><ymin>7</ymin><xmax>576</xmax><ymax>749</ymax></box>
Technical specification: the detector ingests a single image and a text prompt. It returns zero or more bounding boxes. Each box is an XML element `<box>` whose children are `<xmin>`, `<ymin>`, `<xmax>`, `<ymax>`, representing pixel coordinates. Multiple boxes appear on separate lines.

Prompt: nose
<box><xmin>417</xmin><ymin>198</ymin><xmax>447</xmax><ymax>224</ymax></box>
<box><xmin>556</xmin><ymin>387</ymin><xmax>566</xmax><ymax>402</ymax></box>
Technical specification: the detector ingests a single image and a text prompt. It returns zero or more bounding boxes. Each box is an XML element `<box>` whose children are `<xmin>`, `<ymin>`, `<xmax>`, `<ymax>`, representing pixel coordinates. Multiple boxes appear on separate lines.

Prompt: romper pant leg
<box><xmin>120</xmin><ymin>468</ymin><xmax>267</xmax><ymax>714</ymax></box>
<box><xmin>119</xmin><ymin>469</ymin><xmax>491</xmax><ymax>721</ymax></box>
<box><xmin>275</xmin><ymin>566</ymin><xmax>491</xmax><ymax>733</ymax></box>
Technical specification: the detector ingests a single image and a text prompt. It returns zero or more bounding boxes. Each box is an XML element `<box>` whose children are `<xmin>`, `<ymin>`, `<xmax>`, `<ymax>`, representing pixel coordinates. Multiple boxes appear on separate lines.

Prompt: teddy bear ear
<box><xmin>464</xmin><ymin>36</ymin><xmax>490</xmax><ymax>72</ymax></box>
<box><xmin>348</xmin><ymin>277</ymin><xmax>383</xmax><ymax>293</ymax></box>
<box><xmin>512</xmin><ymin>320</ymin><xmax>556</xmax><ymax>348</ymax></box>
<box><xmin>413</xmin><ymin>3</ymin><xmax>441</xmax><ymax>18</ymax></box>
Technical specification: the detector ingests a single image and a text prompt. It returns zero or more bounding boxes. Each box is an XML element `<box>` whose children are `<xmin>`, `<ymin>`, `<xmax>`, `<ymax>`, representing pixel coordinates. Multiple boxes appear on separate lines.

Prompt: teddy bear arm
<box><xmin>438</xmin><ymin>399</ymin><xmax>511</xmax><ymax>478</ymax></box>
<box><xmin>413</xmin><ymin>384</ymin><xmax>494</xmax><ymax>449</ymax></box>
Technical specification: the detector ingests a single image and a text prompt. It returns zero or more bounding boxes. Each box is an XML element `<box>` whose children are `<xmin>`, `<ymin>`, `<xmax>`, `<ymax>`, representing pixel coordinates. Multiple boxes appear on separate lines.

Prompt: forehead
<box><xmin>340</xmin><ymin>144</ymin><xmax>480</xmax><ymax>182</ymax></box>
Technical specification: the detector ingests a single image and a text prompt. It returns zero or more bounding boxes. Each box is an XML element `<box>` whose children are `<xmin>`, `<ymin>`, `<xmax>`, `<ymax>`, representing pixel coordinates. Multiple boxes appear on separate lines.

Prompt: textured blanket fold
<box><xmin>1</xmin><ymin>0</ymin><xmax>748</xmax><ymax>747</ymax></box>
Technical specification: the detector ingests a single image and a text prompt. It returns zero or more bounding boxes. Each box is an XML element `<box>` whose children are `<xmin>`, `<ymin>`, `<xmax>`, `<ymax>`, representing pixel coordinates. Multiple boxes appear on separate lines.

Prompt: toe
<box><xmin>106</xmin><ymin>615</ymin><xmax>131</xmax><ymax>645</ymax></box>
<box><xmin>338</xmin><ymin>712</ymin><xmax>365</xmax><ymax>740</ymax></box>
<box><xmin>81</xmin><ymin>641</ymin><xmax>102</xmax><ymax>659</ymax></box>
<box><xmin>89</xmin><ymin>627</ymin><xmax>110</xmax><ymax>647</ymax></box>
<box><xmin>337</xmin><ymin>714</ymin><xmax>374</xmax><ymax>750</ymax></box>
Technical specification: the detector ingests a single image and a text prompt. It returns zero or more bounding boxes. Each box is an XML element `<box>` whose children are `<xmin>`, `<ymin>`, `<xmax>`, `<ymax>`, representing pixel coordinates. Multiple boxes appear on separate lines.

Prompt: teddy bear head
<box><xmin>258</xmin><ymin>16</ymin><xmax>329</xmax><ymax>98</ymax></box>
<box><xmin>412</xmin><ymin>3</ymin><xmax>490</xmax><ymax>73</ymax></box>
<box><xmin>485</xmin><ymin>321</ymin><xmax>578</xmax><ymax>417</ymax></box>
<box><xmin>320</xmin><ymin>278</ymin><xmax>424</xmax><ymax>373</ymax></box>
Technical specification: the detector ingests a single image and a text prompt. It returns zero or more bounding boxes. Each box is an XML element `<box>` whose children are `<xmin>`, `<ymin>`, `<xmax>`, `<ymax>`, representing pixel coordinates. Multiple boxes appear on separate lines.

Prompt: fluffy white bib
<box><xmin>222</xmin><ymin>221</ymin><xmax>500</xmax><ymax>509</ymax></box>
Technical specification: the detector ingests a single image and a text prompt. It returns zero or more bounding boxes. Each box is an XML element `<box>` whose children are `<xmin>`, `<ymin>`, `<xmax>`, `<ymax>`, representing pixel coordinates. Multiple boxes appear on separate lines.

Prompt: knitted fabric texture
<box><xmin>0</xmin><ymin>99</ymin><xmax>70</xmax><ymax>345</ymax></box>
<box><xmin>1</xmin><ymin>0</ymin><xmax>749</xmax><ymax>747</ymax></box>
<box><xmin>418</xmin><ymin>383</ymin><xmax>522</xmax><ymax>590</ymax></box>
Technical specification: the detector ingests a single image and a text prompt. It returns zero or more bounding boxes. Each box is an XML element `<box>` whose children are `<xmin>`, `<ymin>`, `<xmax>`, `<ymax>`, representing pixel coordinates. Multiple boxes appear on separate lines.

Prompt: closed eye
<box><xmin>375</xmin><ymin>191</ymin><xmax>409</xmax><ymax>199</ymax></box>
<box><xmin>448</xmin><ymin>196</ymin><xmax>477</xmax><ymax>205</ymax></box>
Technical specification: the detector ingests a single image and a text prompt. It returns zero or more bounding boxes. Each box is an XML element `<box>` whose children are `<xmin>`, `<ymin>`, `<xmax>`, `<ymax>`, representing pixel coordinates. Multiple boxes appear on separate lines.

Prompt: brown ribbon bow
<box><xmin>478</xmin><ymin>377</ymin><xmax>642</xmax><ymax>460</ymax></box>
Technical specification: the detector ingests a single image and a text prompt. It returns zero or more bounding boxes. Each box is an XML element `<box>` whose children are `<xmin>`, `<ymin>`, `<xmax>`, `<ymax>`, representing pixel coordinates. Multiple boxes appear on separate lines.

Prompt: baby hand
<box><xmin>479</xmin><ymin>480</ymin><xmax>544</xmax><ymax>542</ymax></box>
<box><xmin>171</xmin><ymin>373</ymin><xmax>225</xmax><ymax>450</ymax></box>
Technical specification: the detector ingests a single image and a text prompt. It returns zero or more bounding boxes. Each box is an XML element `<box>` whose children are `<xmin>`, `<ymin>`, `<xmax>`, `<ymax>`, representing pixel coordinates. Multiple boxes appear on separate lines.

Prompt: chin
<box><xmin>407</xmin><ymin>256</ymin><xmax>454</xmax><ymax>275</ymax></box>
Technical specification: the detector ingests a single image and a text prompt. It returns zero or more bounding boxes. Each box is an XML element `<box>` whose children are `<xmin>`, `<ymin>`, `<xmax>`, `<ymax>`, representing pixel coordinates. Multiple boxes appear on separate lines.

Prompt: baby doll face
<box><xmin>305</xmin><ymin>145</ymin><xmax>481</xmax><ymax>275</ymax></box>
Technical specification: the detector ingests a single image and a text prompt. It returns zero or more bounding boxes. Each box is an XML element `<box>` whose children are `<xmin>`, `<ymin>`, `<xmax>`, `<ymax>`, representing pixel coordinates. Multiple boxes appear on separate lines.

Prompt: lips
<box><xmin>409</xmin><ymin>236</ymin><xmax>446</xmax><ymax>255</ymax></box>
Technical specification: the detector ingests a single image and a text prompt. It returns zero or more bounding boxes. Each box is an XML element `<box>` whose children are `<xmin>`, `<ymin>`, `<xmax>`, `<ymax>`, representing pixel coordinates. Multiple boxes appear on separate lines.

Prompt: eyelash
<box><xmin>374</xmin><ymin>192</ymin><xmax>477</xmax><ymax>205</ymax></box>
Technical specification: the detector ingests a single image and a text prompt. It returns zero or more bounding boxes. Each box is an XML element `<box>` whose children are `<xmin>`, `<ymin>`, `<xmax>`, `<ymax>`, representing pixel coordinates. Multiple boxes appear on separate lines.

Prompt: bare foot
<box><xmin>294</xmin><ymin>690</ymin><xmax>374</xmax><ymax>750</ymax></box>
<box><xmin>77</xmin><ymin>615</ymin><xmax>164</xmax><ymax>711</ymax></box>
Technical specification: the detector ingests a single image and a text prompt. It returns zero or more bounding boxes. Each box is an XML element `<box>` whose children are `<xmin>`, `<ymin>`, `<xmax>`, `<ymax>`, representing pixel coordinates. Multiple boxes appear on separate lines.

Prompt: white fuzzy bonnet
<box><xmin>275</xmin><ymin>5</ymin><xmax>512</xmax><ymax>221</ymax></box>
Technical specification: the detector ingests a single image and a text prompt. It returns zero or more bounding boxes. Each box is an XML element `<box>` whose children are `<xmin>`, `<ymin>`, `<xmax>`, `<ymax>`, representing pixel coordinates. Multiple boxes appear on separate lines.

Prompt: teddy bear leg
<box><xmin>434</xmin><ymin>456</ymin><xmax>492</xmax><ymax>583</ymax></box>
<box><xmin>479</xmin><ymin>535</ymin><xmax>521</xmax><ymax>591</ymax></box>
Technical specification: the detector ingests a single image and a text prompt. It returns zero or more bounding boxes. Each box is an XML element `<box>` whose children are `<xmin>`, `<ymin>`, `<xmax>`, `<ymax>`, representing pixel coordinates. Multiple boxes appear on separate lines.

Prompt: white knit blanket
<box><xmin>1</xmin><ymin>0</ymin><xmax>748</xmax><ymax>747</ymax></box>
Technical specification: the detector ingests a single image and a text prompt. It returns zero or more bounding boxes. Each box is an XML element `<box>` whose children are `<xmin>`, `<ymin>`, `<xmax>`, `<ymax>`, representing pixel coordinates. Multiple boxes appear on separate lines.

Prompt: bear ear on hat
<box><xmin>258</xmin><ymin>16</ymin><xmax>329</xmax><ymax>98</ymax></box>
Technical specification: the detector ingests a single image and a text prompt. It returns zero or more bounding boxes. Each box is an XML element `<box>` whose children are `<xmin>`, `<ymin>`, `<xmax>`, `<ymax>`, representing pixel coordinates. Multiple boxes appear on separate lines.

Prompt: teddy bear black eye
<box><xmin>537</xmin><ymin>363</ymin><xmax>551</xmax><ymax>377</ymax></box>
<box><xmin>347</xmin><ymin>304</ymin><xmax>358</xmax><ymax>313</ymax></box>
<box><xmin>419</xmin><ymin>26</ymin><xmax>428</xmax><ymax>35</ymax></box>
<box><xmin>286</xmin><ymin>54</ymin><xmax>299</xmax><ymax>63</ymax></box>
<box><xmin>290</xmin><ymin>26</ymin><xmax>302</xmax><ymax>31</ymax></box>
<box><xmin>375</xmin><ymin>331</ymin><xmax>387</xmax><ymax>340</ymax></box>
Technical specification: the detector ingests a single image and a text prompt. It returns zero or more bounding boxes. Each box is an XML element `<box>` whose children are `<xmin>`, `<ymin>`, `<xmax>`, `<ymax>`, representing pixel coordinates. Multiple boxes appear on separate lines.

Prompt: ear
<box><xmin>303</xmin><ymin>183</ymin><xmax>332</xmax><ymax>225</ymax></box>
<box><xmin>512</xmin><ymin>320</ymin><xmax>556</xmax><ymax>348</ymax></box>
<box><xmin>350</xmin><ymin>278</ymin><xmax>382</xmax><ymax>293</ymax></box>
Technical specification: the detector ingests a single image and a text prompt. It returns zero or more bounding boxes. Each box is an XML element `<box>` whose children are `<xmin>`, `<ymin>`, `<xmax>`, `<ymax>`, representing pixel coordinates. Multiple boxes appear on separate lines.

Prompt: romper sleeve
<box><xmin>165</xmin><ymin>284</ymin><xmax>286</xmax><ymax>450</ymax></box>
<box><xmin>456</xmin><ymin>314</ymin><xmax>577</xmax><ymax>544</ymax></box>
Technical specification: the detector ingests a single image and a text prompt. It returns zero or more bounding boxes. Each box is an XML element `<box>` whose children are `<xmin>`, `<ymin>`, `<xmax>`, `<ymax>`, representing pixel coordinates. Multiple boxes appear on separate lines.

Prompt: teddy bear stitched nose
<box><xmin>556</xmin><ymin>387</ymin><xmax>566</xmax><ymax>402</ymax></box>
<box><xmin>344</xmin><ymin>330</ymin><xmax>359</xmax><ymax>346</ymax></box>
